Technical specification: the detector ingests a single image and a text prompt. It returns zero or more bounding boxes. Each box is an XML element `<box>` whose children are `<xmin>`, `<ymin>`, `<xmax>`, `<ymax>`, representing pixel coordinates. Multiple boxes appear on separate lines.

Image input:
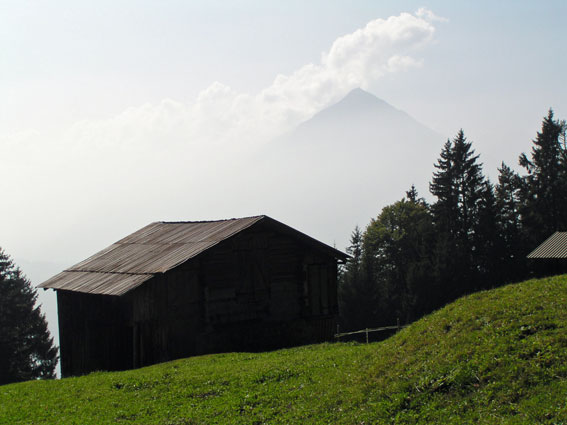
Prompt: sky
<box><xmin>2</xmin><ymin>1</ymin><xmax>567</xmax><ymax>353</ymax></box>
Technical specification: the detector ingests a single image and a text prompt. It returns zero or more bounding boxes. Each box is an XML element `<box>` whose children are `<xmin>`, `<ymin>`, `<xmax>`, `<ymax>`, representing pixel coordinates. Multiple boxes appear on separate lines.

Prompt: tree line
<box><xmin>339</xmin><ymin>110</ymin><xmax>567</xmax><ymax>332</ymax></box>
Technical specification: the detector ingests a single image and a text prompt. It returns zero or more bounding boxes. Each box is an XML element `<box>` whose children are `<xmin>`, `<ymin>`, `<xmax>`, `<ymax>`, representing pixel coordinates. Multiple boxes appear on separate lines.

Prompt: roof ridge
<box><xmin>112</xmin><ymin>240</ymin><xmax>240</xmax><ymax>245</ymax></box>
<box><xmin>156</xmin><ymin>215</ymin><xmax>266</xmax><ymax>224</ymax></box>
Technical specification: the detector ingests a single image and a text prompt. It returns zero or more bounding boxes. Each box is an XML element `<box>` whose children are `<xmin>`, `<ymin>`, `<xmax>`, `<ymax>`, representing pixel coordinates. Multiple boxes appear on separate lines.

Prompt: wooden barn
<box><xmin>39</xmin><ymin>216</ymin><xmax>348</xmax><ymax>377</ymax></box>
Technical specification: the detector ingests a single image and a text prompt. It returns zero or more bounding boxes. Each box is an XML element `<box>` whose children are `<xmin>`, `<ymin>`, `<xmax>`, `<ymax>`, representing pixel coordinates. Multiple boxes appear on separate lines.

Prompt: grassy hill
<box><xmin>2</xmin><ymin>275</ymin><xmax>567</xmax><ymax>424</ymax></box>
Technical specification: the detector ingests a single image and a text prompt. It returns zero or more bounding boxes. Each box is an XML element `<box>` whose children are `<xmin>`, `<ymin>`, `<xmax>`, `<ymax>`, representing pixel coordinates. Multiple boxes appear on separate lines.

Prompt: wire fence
<box><xmin>334</xmin><ymin>318</ymin><xmax>407</xmax><ymax>343</ymax></box>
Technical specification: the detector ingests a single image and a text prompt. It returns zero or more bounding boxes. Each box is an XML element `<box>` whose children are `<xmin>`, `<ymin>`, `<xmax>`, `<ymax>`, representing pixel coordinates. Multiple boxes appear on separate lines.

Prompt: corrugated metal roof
<box><xmin>527</xmin><ymin>232</ymin><xmax>567</xmax><ymax>259</ymax></box>
<box><xmin>39</xmin><ymin>215</ymin><xmax>348</xmax><ymax>296</ymax></box>
<box><xmin>39</xmin><ymin>216</ymin><xmax>263</xmax><ymax>296</ymax></box>
<box><xmin>39</xmin><ymin>271</ymin><xmax>152</xmax><ymax>296</ymax></box>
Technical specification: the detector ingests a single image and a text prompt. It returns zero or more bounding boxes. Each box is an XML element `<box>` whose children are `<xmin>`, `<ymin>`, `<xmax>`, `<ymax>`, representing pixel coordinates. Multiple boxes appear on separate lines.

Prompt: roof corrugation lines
<box><xmin>39</xmin><ymin>216</ymin><xmax>263</xmax><ymax>296</ymax></box>
<box><xmin>39</xmin><ymin>215</ymin><xmax>348</xmax><ymax>297</ymax></box>
<box><xmin>40</xmin><ymin>271</ymin><xmax>152</xmax><ymax>297</ymax></box>
<box><xmin>527</xmin><ymin>232</ymin><xmax>567</xmax><ymax>259</ymax></box>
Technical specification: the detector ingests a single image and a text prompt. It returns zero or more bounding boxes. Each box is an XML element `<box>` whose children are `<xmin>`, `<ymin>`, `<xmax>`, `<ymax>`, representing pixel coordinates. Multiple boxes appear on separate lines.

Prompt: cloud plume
<box><xmin>63</xmin><ymin>9</ymin><xmax>439</xmax><ymax>148</ymax></box>
<box><xmin>1</xmin><ymin>9</ymin><xmax>441</xmax><ymax>262</ymax></box>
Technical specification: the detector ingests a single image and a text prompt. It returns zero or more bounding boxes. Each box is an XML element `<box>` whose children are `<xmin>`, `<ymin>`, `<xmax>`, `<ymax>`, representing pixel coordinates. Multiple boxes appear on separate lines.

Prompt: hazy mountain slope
<box><xmin>249</xmin><ymin>88</ymin><xmax>444</xmax><ymax>246</ymax></box>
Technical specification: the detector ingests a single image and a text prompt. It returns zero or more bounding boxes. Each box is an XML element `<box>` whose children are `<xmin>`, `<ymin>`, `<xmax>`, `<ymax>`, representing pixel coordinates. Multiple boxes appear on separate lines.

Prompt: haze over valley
<box><xmin>2</xmin><ymin>2</ymin><xmax>566</xmax><ymax>355</ymax></box>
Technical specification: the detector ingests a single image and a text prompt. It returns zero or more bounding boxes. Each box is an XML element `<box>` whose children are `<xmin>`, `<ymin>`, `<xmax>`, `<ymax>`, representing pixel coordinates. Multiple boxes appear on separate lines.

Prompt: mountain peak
<box><xmin>307</xmin><ymin>88</ymin><xmax>400</xmax><ymax>121</ymax></box>
<box><xmin>297</xmin><ymin>88</ymin><xmax>397</xmax><ymax>129</ymax></box>
<box><xmin>338</xmin><ymin>88</ymin><xmax>390</xmax><ymax>109</ymax></box>
<box><xmin>288</xmin><ymin>87</ymin><xmax>441</xmax><ymax>148</ymax></box>
<box><xmin>345</xmin><ymin>87</ymin><xmax>367</xmax><ymax>96</ymax></box>
<box><xmin>343</xmin><ymin>87</ymin><xmax>375</xmax><ymax>99</ymax></box>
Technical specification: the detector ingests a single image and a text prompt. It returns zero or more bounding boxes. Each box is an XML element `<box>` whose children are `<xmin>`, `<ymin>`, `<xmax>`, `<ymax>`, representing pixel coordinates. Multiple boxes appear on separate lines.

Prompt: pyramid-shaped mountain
<box><xmin>271</xmin><ymin>88</ymin><xmax>442</xmax><ymax>181</ymax></box>
<box><xmin>289</xmin><ymin>88</ymin><xmax>440</xmax><ymax>149</ymax></box>
<box><xmin>248</xmin><ymin>88</ymin><xmax>444</xmax><ymax>250</ymax></box>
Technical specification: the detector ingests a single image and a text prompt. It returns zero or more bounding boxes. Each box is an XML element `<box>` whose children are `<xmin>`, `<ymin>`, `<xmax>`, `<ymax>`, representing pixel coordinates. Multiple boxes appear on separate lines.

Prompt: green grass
<box><xmin>2</xmin><ymin>275</ymin><xmax>567</xmax><ymax>424</ymax></box>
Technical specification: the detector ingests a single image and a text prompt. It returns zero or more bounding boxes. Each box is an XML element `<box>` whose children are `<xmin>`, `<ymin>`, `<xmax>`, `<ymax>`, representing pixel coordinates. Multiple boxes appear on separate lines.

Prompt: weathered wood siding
<box><xmin>57</xmin><ymin>291</ymin><xmax>132</xmax><ymax>377</ymax></box>
<box><xmin>58</xmin><ymin>224</ymin><xmax>340</xmax><ymax>376</ymax></box>
<box><xmin>126</xmin><ymin>264</ymin><xmax>202</xmax><ymax>368</ymax></box>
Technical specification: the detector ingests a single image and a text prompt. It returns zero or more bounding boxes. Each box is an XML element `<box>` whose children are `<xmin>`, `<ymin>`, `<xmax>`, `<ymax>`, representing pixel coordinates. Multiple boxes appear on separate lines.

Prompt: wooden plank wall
<box><xmin>197</xmin><ymin>228</ymin><xmax>339</xmax><ymax>351</ymax></box>
<box><xmin>57</xmin><ymin>290</ymin><xmax>132</xmax><ymax>377</ymax></box>
<box><xmin>58</xmin><ymin>225</ymin><xmax>340</xmax><ymax>375</ymax></box>
<box><xmin>126</xmin><ymin>264</ymin><xmax>202</xmax><ymax>368</ymax></box>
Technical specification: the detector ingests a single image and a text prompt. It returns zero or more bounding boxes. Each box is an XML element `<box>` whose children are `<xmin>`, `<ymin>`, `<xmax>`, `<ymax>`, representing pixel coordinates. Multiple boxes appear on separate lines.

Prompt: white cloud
<box><xmin>0</xmin><ymin>10</ymin><xmax>441</xmax><ymax>261</ymax></box>
<box><xmin>56</xmin><ymin>9</ymin><xmax>439</xmax><ymax>151</ymax></box>
<box><xmin>257</xmin><ymin>11</ymin><xmax>436</xmax><ymax>128</ymax></box>
<box><xmin>416</xmin><ymin>7</ymin><xmax>449</xmax><ymax>23</ymax></box>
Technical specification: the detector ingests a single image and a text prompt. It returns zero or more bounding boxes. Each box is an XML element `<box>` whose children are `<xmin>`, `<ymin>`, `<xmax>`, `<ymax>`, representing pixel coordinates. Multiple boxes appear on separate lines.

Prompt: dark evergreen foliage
<box><xmin>430</xmin><ymin>130</ymin><xmax>486</xmax><ymax>240</ymax></box>
<box><xmin>474</xmin><ymin>181</ymin><xmax>502</xmax><ymax>286</ymax></box>
<box><xmin>518</xmin><ymin>109</ymin><xmax>567</xmax><ymax>244</ymax></box>
<box><xmin>363</xmin><ymin>194</ymin><xmax>435</xmax><ymax>323</ymax></box>
<box><xmin>429</xmin><ymin>130</ymin><xmax>491</xmax><ymax>295</ymax></box>
<box><xmin>339</xmin><ymin>190</ymin><xmax>435</xmax><ymax>330</ymax></box>
<box><xmin>338</xmin><ymin>226</ymin><xmax>374</xmax><ymax>331</ymax></box>
<box><xmin>0</xmin><ymin>249</ymin><xmax>58</xmax><ymax>385</ymax></box>
<box><xmin>495</xmin><ymin>162</ymin><xmax>527</xmax><ymax>282</ymax></box>
<box><xmin>338</xmin><ymin>110</ymin><xmax>567</xmax><ymax>334</ymax></box>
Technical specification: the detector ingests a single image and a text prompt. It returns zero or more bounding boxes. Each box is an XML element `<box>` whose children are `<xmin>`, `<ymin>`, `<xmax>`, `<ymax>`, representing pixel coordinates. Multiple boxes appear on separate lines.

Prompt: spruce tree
<box><xmin>0</xmin><ymin>248</ymin><xmax>58</xmax><ymax>384</ymax></box>
<box><xmin>518</xmin><ymin>109</ymin><xmax>567</xmax><ymax>243</ymax></box>
<box><xmin>429</xmin><ymin>130</ymin><xmax>490</xmax><ymax>296</ymax></box>
<box><xmin>338</xmin><ymin>226</ymin><xmax>381</xmax><ymax>331</ymax></box>
<box><xmin>474</xmin><ymin>181</ymin><xmax>501</xmax><ymax>286</ymax></box>
<box><xmin>430</xmin><ymin>130</ymin><xmax>485</xmax><ymax>242</ymax></box>
<box><xmin>495</xmin><ymin>162</ymin><xmax>527</xmax><ymax>282</ymax></box>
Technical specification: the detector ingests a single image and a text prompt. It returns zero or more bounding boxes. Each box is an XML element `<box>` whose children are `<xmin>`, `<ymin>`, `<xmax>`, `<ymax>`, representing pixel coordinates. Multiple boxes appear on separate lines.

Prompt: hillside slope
<box><xmin>1</xmin><ymin>275</ymin><xmax>567</xmax><ymax>424</ymax></box>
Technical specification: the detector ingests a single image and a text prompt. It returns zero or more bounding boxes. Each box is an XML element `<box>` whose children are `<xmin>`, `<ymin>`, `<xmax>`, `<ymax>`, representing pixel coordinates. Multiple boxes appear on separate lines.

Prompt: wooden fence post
<box><xmin>365</xmin><ymin>328</ymin><xmax>369</xmax><ymax>344</ymax></box>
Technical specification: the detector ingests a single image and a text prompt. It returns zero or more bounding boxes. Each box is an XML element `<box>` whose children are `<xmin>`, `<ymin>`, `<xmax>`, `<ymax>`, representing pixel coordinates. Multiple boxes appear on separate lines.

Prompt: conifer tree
<box><xmin>430</xmin><ymin>130</ymin><xmax>485</xmax><ymax>242</ymax></box>
<box><xmin>518</xmin><ymin>109</ymin><xmax>567</xmax><ymax>243</ymax></box>
<box><xmin>338</xmin><ymin>226</ymin><xmax>379</xmax><ymax>331</ymax></box>
<box><xmin>0</xmin><ymin>249</ymin><xmax>58</xmax><ymax>384</ymax></box>
<box><xmin>474</xmin><ymin>181</ymin><xmax>501</xmax><ymax>286</ymax></box>
<box><xmin>429</xmin><ymin>130</ymin><xmax>490</xmax><ymax>296</ymax></box>
<box><xmin>495</xmin><ymin>162</ymin><xmax>527</xmax><ymax>282</ymax></box>
<box><xmin>338</xmin><ymin>226</ymin><xmax>364</xmax><ymax>329</ymax></box>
